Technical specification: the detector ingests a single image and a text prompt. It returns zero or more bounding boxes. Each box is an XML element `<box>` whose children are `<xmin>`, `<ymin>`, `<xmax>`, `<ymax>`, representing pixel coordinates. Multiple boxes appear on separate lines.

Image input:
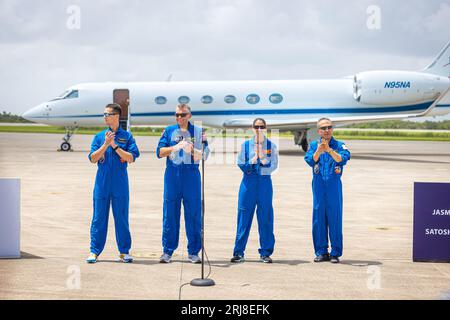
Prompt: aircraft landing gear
<box><xmin>59</xmin><ymin>127</ymin><xmax>77</xmax><ymax>152</ymax></box>
<box><xmin>294</xmin><ymin>130</ymin><xmax>309</xmax><ymax>152</ymax></box>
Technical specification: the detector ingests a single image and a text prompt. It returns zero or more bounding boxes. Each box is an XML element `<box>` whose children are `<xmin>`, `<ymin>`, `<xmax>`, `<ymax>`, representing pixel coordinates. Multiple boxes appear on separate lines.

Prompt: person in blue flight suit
<box><xmin>156</xmin><ymin>103</ymin><xmax>209</xmax><ymax>264</ymax></box>
<box><xmin>304</xmin><ymin>117</ymin><xmax>350</xmax><ymax>264</ymax></box>
<box><xmin>231</xmin><ymin>118</ymin><xmax>279</xmax><ymax>264</ymax></box>
<box><xmin>86</xmin><ymin>103</ymin><xmax>140</xmax><ymax>264</ymax></box>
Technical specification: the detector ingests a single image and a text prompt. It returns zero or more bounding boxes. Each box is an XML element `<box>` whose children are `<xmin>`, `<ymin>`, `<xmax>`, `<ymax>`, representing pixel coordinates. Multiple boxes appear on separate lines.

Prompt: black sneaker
<box><xmin>330</xmin><ymin>256</ymin><xmax>340</xmax><ymax>263</ymax></box>
<box><xmin>260</xmin><ymin>256</ymin><xmax>273</xmax><ymax>263</ymax></box>
<box><xmin>230</xmin><ymin>255</ymin><xmax>245</xmax><ymax>263</ymax></box>
<box><xmin>314</xmin><ymin>254</ymin><xmax>330</xmax><ymax>262</ymax></box>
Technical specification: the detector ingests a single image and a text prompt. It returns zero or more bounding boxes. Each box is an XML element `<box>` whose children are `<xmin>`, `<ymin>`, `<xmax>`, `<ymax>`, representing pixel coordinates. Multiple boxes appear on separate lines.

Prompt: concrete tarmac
<box><xmin>0</xmin><ymin>132</ymin><xmax>449</xmax><ymax>300</ymax></box>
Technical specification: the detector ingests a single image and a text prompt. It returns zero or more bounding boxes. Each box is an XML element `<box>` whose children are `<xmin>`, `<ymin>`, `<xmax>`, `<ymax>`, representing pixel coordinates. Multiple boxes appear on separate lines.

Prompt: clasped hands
<box><xmin>173</xmin><ymin>140</ymin><xmax>204</xmax><ymax>161</ymax></box>
<box><xmin>316</xmin><ymin>139</ymin><xmax>332</xmax><ymax>156</ymax></box>
<box><xmin>250</xmin><ymin>143</ymin><xmax>268</xmax><ymax>164</ymax></box>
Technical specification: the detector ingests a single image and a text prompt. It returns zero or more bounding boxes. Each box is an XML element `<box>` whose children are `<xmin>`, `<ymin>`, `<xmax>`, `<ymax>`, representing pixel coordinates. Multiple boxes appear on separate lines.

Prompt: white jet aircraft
<box><xmin>22</xmin><ymin>42</ymin><xmax>450</xmax><ymax>152</ymax></box>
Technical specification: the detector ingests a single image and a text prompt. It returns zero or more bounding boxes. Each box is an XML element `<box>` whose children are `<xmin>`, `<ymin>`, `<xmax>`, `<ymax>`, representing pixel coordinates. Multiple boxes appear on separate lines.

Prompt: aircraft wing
<box><xmin>223</xmin><ymin>88</ymin><xmax>449</xmax><ymax>130</ymax></box>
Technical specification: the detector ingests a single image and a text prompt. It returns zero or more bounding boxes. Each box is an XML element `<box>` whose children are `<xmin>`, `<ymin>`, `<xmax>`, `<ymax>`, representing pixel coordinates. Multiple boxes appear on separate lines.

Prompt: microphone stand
<box><xmin>190</xmin><ymin>130</ymin><xmax>215</xmax><ymax>287</ymax></box>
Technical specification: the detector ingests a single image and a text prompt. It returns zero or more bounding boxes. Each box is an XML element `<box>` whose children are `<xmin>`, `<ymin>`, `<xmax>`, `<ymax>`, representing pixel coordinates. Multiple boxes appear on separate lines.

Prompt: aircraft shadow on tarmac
<box><xmin>98</xmin><ymin>259</ymin><xmax>310</xmax><ymax>267</ymax></box>
<box><xmin>208</xmin><ymin>259</ymin><xmax>382</xmax><ymax>268</ymax></box>
<box><xmin>98</xmin><ymin>259</ymin><xmax>161</xmax><ymax>265</ymax></box>
<box><xmin>207</xmin><ymin>259</ymin><xmax>310</xmax><ymax>268</ymax></box>
<box><xmin>339</xmin><ymin>260</ymin><xmax>382</xmax><ymax>267</ymax></box>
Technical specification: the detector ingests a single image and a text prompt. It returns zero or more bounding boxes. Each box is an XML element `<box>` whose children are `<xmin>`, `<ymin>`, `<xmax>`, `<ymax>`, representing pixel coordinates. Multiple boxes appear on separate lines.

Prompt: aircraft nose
<box><xmin>22</xmin><ymin>104</ymin><xmax>45</xmax><ymax>122</ymax></box>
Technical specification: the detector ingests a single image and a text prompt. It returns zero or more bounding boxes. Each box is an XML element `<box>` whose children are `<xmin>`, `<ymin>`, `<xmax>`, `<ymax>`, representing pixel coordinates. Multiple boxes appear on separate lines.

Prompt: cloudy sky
<box><xmin>1</xmin><ymin>0</ymin><xmax>449</xmax><ymax>115</ymax></box>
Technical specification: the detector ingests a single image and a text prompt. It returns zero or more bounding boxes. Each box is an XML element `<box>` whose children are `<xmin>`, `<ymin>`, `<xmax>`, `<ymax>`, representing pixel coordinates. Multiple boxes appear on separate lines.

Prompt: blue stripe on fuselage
<box><xmin>28</xmin><ymin>101</ymin><xmax>450</xmax><ymax>119</ymax></box>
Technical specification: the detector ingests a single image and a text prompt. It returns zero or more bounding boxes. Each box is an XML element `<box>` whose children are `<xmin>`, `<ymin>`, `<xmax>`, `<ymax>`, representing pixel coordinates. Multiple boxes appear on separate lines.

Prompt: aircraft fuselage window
<box><xmin>246</xmin><ymin>94</ymin><xmax>260</xmax><ymax>104</ymax></box>
<box><xmin>201</xmin><ymin>95</ymin><xmax>213</xmax><ymax>104</ymax></box>
<box><xmin>64</xmin><ymin>90</ymin><xmax>79</xmax><ymax>99</ymax></box>
<box><xmin>224</xmin><ymin>95</ymin><xmax>236</xmax><ymax>104</ymax></box>
<box><xmin>155</xmin><ymin>96</ymin><xmax>167</xmax><ymax>104</ymax></box>
<box><xmin>178</xmin><ymin>96</ymin><xmax>190</xmax><ymax>104</ymax></box>
<box><xmin>269</xmin><ymin>93</ymin><xmax>283</xmax><ymax>104</ymax></box>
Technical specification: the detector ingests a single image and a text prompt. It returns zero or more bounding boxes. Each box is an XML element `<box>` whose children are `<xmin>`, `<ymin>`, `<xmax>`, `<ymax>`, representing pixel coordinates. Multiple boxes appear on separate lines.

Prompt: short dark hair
<box><xmin>105</xmin><ymin>103</ymin><xmax>122</xmax><ymax>116</ymax></box>
<box><xmin>252</xmin><ymin>118</ymin><xmax>267</xmax><ymax>127</ymax></box>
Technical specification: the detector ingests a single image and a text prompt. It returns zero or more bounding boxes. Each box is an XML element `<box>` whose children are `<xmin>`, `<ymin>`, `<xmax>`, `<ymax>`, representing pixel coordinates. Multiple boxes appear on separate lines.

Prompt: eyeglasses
<box><xmin>319</xmin><ymin>125</ymin><xmax>333</xmax><ymax>131</ymax></box>
<box><xmin>175</xmin><ymin>113</ymin><xmax>188</xmax><ymax>118</ymax></box>
<box><xmin>103</xmin><ymin>112</ymin><xmax>119</xmax><ymax>117</ymax></box>
<box><xmin>253</xmin><ymin>125</ymin><xmax>266</xmax><ymax>130</ymax></box>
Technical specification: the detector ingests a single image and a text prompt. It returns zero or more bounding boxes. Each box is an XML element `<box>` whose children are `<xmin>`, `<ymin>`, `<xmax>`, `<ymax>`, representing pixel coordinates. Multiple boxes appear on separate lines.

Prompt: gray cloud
<box><xmin>0</xmin><ymin>0</ymin><xmax>449</xmax><ymax>115</ymax></box>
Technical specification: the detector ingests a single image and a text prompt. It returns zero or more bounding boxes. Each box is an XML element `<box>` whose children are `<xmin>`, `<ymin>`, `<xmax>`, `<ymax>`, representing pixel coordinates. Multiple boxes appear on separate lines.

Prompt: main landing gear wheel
<box><xmin>294</xmin><ymin>130</ymin><xmax>309</xmax><ymax>152</ymax></box>
<box><xmin>301</xmin><ymin>138</ymin><xmax>309</xmax><ymax>152</ymax></box>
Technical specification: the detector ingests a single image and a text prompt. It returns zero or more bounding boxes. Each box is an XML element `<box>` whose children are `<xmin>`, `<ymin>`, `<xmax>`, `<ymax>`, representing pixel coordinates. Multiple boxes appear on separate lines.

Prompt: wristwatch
<box><xmin>113</xmin><ymin>145</ymin><xmax>119</xmax><ymax>151</ymax></box>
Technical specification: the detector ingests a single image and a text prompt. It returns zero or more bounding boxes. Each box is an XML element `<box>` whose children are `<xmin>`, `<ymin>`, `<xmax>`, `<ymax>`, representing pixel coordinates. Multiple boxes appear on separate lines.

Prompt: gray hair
<box><xmin>317</xmin><ymin>117</ymin><xmax>332</xmax><ymax>128</ymax></box>
<box><xmin>177</xmin><ymin>103</ymin><xmax>191</xmax><ymax>113</ymax></box>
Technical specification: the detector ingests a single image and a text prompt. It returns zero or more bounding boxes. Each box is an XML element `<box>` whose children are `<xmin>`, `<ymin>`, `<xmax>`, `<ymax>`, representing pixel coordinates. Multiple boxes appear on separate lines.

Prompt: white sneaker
<box><xmin>188</xmin><ymin>254</ymin><xmax>201</xmax><ymax>264</ymax></box>
<box><xmin>159</xmin><ymin>253</ymin><xmax>172</xmax><ymax>263</ymax></box>
<box><xmin>119</xmin><ymin>253</ymin><xmax>133</xmax><ymax>263</ymax></box>
<box><xmin>86</xmin><ymin>253</ymin><xmax>98</xmax><ymax>264</ymax></box>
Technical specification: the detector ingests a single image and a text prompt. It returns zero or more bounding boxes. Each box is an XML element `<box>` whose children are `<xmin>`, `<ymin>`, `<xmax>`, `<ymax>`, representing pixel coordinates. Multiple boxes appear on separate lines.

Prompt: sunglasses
<box><xmin>103</xmin><ymin>112</ymin><xmax>119</xmax><ymax>117</ymax></box>
<box><xmin>319</xmin><ymin>125</ymin><xmax>333</xmax><ymax>131</ymax></box>
<box><xmin>175</xmin><ymin>113</ymin><xmax>189</xmax><ymax>118</ymax></box>
<box><xmin>253</xmin><ymin>125</ymin><xmax>266</xmax><ymax>130</ymax></box>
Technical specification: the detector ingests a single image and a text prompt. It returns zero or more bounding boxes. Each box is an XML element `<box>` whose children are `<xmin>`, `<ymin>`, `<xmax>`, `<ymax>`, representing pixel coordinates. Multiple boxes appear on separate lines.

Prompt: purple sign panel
<box><xmin>413</xmin><ymin>182</ymin><xmax>450</xmax><ymax>262</ymax></box>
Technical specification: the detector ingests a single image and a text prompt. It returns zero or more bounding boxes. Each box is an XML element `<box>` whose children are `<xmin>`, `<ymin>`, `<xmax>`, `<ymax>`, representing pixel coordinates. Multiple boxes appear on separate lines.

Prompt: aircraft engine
<box><xmin>352</xmin><ymin>71</ymin><xmax>448</xmax><ymax>106</ymax></box>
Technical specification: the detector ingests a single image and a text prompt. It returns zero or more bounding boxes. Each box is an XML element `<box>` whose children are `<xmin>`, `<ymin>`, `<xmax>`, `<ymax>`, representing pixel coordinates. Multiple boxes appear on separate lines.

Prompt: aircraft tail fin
<box><xmin>422</xmin><ymin>41</ymin><xmax>450</xmax><ymax>77</ymax></box>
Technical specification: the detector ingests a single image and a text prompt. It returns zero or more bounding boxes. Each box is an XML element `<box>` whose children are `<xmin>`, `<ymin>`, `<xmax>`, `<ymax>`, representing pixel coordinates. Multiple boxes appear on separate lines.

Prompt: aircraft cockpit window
<box><xmin>269</xmin><ymin>93</ymin><xmax>283</xmax><ymax>104</ymax></box>
<box><xmin>58</xmin><ymin>90</ymin><xmax>70</xmax><ymax>98</ymax></box>
<box><xmin>50</xmin><ymin>90</ymin><xmax>78</xmax><ymax>101</ymax></box>
<box><xmin>50</xmin><ymin>90</ymin><xmax>71</xmax><ymax>101</ymax></box>
<box><xmin>64</xmin><ymin>90</ymin><xmax>79</xmax><ymax>99</ymax></box>
<box><xmin>246</xmin><ymin>94</ymin><xmax>260</xmax><ymax>104</ymax></box>
<box><xmin>224</xmin><ymin>95</ymin><xmax>236</xmax><ymax>104</ymax></box>
<box><xmin>155</xmin><ymin>96</ymin><xmax>167</xmax><ymax>104</ymax></box>
<box><xmin>201</xmin><ymin>95</ymin><xmax>213</xmax><ymax>104</ymax></box>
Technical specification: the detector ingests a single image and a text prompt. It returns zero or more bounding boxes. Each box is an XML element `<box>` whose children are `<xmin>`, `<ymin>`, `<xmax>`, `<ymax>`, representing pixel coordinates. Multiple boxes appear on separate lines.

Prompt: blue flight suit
<box><xmin>88</xmin><ymin>127</ymin><xmax>140</xmax><ymax>255</ymax></box>
<box><xmin>156</xmin><ymin>122</ymin><xmax>209</xmax><ymax>256</ymax></box>
<box><xmin>233</xmin><ymin>137</ymin><xmax>278</xmax><ymax>258</ymax></box>
<box><xmin>304</xmin><ymin>137</ymin><xmax>350</xmax><ymax>257</ymax></box>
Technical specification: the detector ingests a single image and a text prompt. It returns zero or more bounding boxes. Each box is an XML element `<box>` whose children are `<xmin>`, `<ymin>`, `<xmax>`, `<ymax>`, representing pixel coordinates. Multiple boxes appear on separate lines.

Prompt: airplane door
<box><xmin>113</xmin><ymin>89</ymin><xmax>130</xmax><ymax>131</ymax></box>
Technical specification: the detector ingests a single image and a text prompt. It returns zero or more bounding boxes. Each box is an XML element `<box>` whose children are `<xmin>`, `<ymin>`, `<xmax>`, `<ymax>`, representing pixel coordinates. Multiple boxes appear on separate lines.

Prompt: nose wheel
<box><xmin>58</xmin><ymin>127</ymin><xmax>76</xmax><ymax>152</ymax></box>
<box><xmin>60</xmin><ymin>142</ymin><xmax>72</xmax><ymax>152</ymax></box>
